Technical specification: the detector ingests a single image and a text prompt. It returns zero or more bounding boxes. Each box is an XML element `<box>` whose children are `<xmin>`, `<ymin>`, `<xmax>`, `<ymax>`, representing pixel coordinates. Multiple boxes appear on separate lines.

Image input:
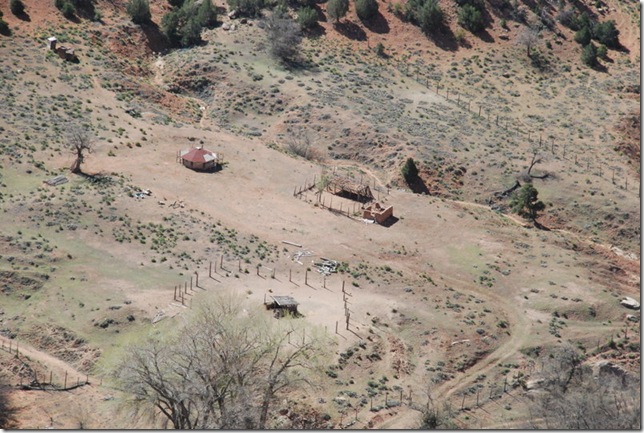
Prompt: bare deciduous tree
<box><xmin>285</xmin><ymin>127</ymin><xmax>323</xmax><ymax>162</ymax></box>
<box><xmin>67</xmin><ymin>125</ymin><xmax>95</xmax><ymax>174</ymax></box>
<box><xmin>264</xmin><ymin>12</ymin><xmax>302</xmax><ymax>63</ymax></box>
<box><xmin>528</xmin><ymin>344</ymin><xmax>640</xmax><ymax>429</ymax></box>
<box><xmin>112</xmin><ymin>292</ymin><xmax>326</xmax><ymax>429</ymax></box>
<box><xmin>517</xmin><ymin>28</ymin><xmax>540</xmax><ymax>58</ymax></box>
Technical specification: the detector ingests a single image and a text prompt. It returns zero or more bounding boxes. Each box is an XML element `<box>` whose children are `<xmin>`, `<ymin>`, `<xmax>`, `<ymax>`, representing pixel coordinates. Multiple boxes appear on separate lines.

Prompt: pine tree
<box><xmin>510</xmin><ymin>183</ymin><xmax>545</xmax><ymax>221</ymax></box>
<box><xmin>401</xmin><ymin>157</ymin><xmax>419</xmax><ymax>185</ymax></box>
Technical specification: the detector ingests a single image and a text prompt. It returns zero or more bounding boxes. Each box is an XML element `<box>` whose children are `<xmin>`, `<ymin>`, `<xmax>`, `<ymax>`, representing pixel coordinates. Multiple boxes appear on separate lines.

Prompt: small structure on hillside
<box><xmin>178</xmin><ymin>146</ymin><xmax>221</xmax><ymax>171</ymax></box>
<box><xmin>363</xmin><ymin>202</ymin><xmax>394</xmax><ymax>224</ymax></box>
<box><xmin>326</xmin><ymin>174</ymin><xmax>374</xmax><ymax>203</ymax></box>
<box><xmin>47</xmin><ymin>36</ymin><xmax>78</xmax><ymax>62</ymax></box>
<box><xmin>265</xmin><ymin>295</ymin><xmax>300</xmax><ymax>318</ymax></box>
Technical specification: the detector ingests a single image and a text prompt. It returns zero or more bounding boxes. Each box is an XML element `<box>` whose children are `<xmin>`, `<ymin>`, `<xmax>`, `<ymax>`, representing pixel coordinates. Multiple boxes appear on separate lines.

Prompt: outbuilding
<box><xmin>179</xmin><ymin>146</ymin><xmax>220</xmax><ymax>171</ymax></box>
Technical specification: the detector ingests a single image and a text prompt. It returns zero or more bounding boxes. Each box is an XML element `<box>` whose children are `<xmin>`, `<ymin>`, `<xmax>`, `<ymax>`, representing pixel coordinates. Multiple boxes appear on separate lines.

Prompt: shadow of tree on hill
<box><xmin>140</xmin><ymin>22</ymin><xmax>171</xmax><ymax>54</ymax></box>
<box><xmin>15</xmin><ymin>10</ymin><xmax>31</xmax><ymax>22</ymax></box>
<box><xmin>426</xmin><ymin>25</ymin><xmax>459</xmax><ymax>52</ymax></box>
<box><xmin>334</xmin><ymin>20</ymin><xmax>367</xmax><ymax>41</ymax></box>
<box><xmin>361</xmin><ymin>11</ymin><xmax>390</xmax><ymax>34</ymax></box>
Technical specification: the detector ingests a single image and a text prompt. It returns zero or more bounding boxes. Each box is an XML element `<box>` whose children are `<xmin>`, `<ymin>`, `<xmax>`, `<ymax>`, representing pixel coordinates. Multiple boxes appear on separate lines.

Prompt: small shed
<box><xmin>265</xmin><ymin>295</ymin><xmax>300</xmax><ymax>318</ymax></box>
<box><xmin>326</xmin><ymin>174</ymin><xmax>374</xmax><ymax>203</ymax></box>
<box><xmin>179</xmin><ymin>146</ymin><xmax>220</xmax><ymax>171</ymax></box>
<box><xmin>48</xmin><ymin>37</ymin><xmax>57</xmax><ymax>51</ymax></box>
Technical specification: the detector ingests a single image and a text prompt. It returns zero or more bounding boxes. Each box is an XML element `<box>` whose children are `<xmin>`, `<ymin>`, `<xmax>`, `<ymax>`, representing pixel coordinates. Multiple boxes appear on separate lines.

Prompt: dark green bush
<box><xmin>162</xmin><ymin>0</ymin><xmax>217</xmax><ymax>47</ymax></box>
<box><xmin>127</xmin><ymin>0</ymin><xmax>151</xmax><ymax>24</ymax></box>
<box><xmin>227</xmin><ymin>0</ymin><xmax>265</xmax><ymax>17</ymax></box>
<box><xmin>356</xmin><ymin>0</ymin><xmax>378</xmax><ymax>21</ymax></box>
<box><xmin>596</xmin><ymin>44</ymin><xmax>607</xmax><ymax>59</ymax></box>
<box><xmin>401</xmin><ymin>157</ymin><xmax>419</xmax><ymax>185</ymax></box>
<box><xmin>62</xmin><ymin>2</ymin><xmax>76</xmax><ymax>18</ymax></box>
<box><xmin>375</xmin><ymin>42</ymin><xmax>385</xmax><ymax>56</ymax></box>
<box><xmin>327</xmin><ymin>0</ymin><xmax>349</xmax><ymax>23</ymax></box>
<box><xmin>418</xmin><ymin>0</ymin><xmax>443</xmax><ymax>33</ymax></box>
<box><xmin>593</xmin><ymin>20</ymin><xmax>619</xmax><ymax>48</ymax></box>
<box><xmin>458</xmin><ymin>3</ymin><xmax>484</xmax><ymax>32</ymax></box>
<box><xmin>297</xmin><ymin>6</ymin><xmax>318</xmax><ymax>30</ymax></box>
<box><xmin>581</xmin><ymin>43</ymin><xmax>597</xmax><ymax>67</ymax></box>
<box><xmin>574</xmin><ymin>26</ymin><xmax>591</xmax><ymax>45</ymax></box>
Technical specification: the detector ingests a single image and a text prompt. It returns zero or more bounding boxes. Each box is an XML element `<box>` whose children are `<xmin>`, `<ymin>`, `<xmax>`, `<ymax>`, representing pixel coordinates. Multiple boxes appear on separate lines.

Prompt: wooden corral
<box><xmin>363</xmin><ymin>202</ymin><xmax>394</xmax><ymax>224</ymax></box>
<box><xmin>326</xmin><ymin>174</ymin><xmax>374</xmax><ymax>203</ymax></box>
<box><xmin>265</xmin><ymin>295</ymin><xmax>300</xmax><ymax>318</ymax></box>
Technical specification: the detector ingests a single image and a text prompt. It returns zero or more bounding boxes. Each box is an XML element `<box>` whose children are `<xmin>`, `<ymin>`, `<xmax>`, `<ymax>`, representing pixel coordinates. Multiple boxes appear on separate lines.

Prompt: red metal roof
<box><xmin>180</xmin><ymin>147</ymin><xmax>216</xmax><ymax>163</ymax></box>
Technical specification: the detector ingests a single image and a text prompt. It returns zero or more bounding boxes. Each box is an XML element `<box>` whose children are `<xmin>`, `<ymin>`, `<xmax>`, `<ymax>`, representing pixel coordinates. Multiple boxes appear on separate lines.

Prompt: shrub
<box><xmin>196</xmin><ymin>0</ymin><xmax>217</xmax><ymax>27</ymax></box>
<box><xmin>574</xmin><ymin>26</ymin><xmax>591</xmax><ymax>45</ymax></box>
<box><xmin>168</xmin><ymin>0</ymin><xmax>185</xmax><ymax>6</ymax></box>
<box><xmin>265</xmin><ymin>12</ymin><xmax>302</xmax><ymax>62</ymax></box>
<box><xmin>356</xmin><ymin>0</ymin><xmax>378</xmax><ymax>21</ymax></box>
<box><xmin>162</xmin><ymin>0</ymin><xmax>217</xmax><ymax>47</ymax></box>
<box><xmin>297</xmin><ymin>6</ymin><xmax>318</xmax><ymax>30</ymax></box>
<box><xmin>10</xmin><ymin>0</ymin><xmax>25</xmax><ymax>15</ymax></box>
<box><xmin>227</xmin><ymin>0</ymin><xmax>265</xmax><ymax>17</ymax></box>
<box><xmin>416</xmin><ymin>0</ymin><xmax>443</xmax><ymax>32</ymax></box>
<box><xmin>55</xmin><ymin>0</ymin><xmax>66</xmax><ymax>10</ymax></box>
<box><xmin>375</xmin><ymin>42</ymin><xmax>385</xmax><ymax>56</ymax></box>
<box><xmin>581</xmin><ymin>42</ymin><xmax>597</xmax><ymax>67</ymax></box>
<box><xmin>458</xmin><ymin>3</ymin><xmax>484</xmax><ymax>32</ymax></box>
<box><xmin>593</xmin><ymin>20</ymin><xmax>619</xmax><ymax>48</ymax></box>
<box><xmin>327</xmin><ymin>0</ymin><xmax>349</xmax><ymax>23</ymax></box>
<box><xmin>596</xmin><ymin>44</ymin><xmax>607</xmax><ymax>59</ymax></box>
<box><xmin>61</xmin><ymin>2</ymin><xmax>76</xmax><ymax>18</ymax></box>
<box><xmin>127</xmin><ymin>0</ymin><xmax>151</xmax><ymax>24</ymax></box>
<box><xmin>401</xmin><ymin>157</ymin><xmax>419</xmax><ymax>185</ymax></box>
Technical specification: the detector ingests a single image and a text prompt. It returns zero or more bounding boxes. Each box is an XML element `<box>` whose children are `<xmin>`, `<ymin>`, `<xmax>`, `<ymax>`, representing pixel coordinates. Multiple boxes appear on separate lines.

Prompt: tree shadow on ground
<box><xmin>426</xmin><ymin>25</ymin><xmax>459</xmax><ymax>51</ymax></box>
<box><xmin>140</xmin><ymin>22</ymin><xmax>171</xmax><ymax>54</ymax></box>
<box><xmin>15</xmin><ymin>10</ymin><xmax>31</xmax><ymax>22</ymax></box>
<box><xmin>361</xmin><ymin>11</ymin><xmax>390</xmax><ymax>34</ymax></box>
<box><xmin>334</xmin><ymin>20</ymin><xmax>367</xmax><ymax>41</ymax></box>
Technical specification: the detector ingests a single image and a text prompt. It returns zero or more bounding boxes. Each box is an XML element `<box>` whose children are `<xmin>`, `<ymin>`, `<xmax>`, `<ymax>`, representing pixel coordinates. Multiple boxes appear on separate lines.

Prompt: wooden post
<box><xmin>323</xmin><ymin>276</ymin><xmax>326</xmax><ymax>289</ymax></box>
<box><xmin>400</xmin><ymin>389</ymin><xmax>403</xmax><ymax>403</ymax></box>
<box><xmin>220</xmin><ymin>254</ymin><xmax>224</xmax><ymax>270</ymax></box>
<box><xmin>302</xmin><ymin>329</ymin><xmax>305</xmax><ymax>345</ymax></box>
<box><xmin>461</xmin><ymin>392</ymin><xmax>465</xmax><ymax>410</ymax></box>
<box><xmin>305</xmin><ymin>269</ymin><xmax>308</xmax><ymax>286</ymax></box>
<box><xmin>174</xmin><ymin>286</ymin><xmax>177</xmax><ymax>301</ymax></box>
<box><xmin>409</xmin><ymin>389</ymin><xmax>412</xmax><ymax>404</ymax></box>
<box><xmin>264</xmin><ymin>293</ymin><xmax>266</xmax><ymax>305</ymax></box>
<box><xmin>503</xmin><ymin>377</ymin><xmax>507</xmax><ymax>393</ymax></box>
<box><xmin>342</xmin><ymin>280</ymin><xmax>345</xmax><ymax>293</ymax></box>
<box><xmin>477</xmin><ymin>388</ymin><xmax>480</xmax><ymax>406</ymax></box>
<box><xmin>346</xmin><ymin>312</ymin><xmax>350</xmax><ymax>330</ymax></box>
<box><xmin>289</xmin><ymin>269</ymin><xmax>292</xmax><ymax>282</ymax></box>
<box><xmin>446</xmin><ymin>89</ymin><xmax>449</xmax><ymax>100</ymax></box>
<box><xmin>272</xmin><ymin>268</ymin><xmax>275</xmax><ymax>279</ymax></box>
<box><xmin>194</xmin><ymin>272</ymin><xmax>198</xmax><ymax>288</ymax></box>
<box><xmin>64</xmin><ymin>371</ymin><xmax>67</xmax><ymax>389</ymax></box>
<box><xmin>335</xmin><ymin>321</ymin><xmax>338</xmax><ymax>334</ymax></box>
<box><xmin>478</xmin><ymin>106</ymin><xmax>481</xmax><ymax>117</ymax></box>
<box><xmin>184</xmin><ymin>282</ymin><xmax>187</xmax><ymax>294</ymax></box>
<box><xmin>257</xmin><ymin>266</ymin><xmax>260</xmax><ymax>276</ymax></box>
<box><xmin>50</xmin><ymin>371</ymin><xmax>53</xmax><ymax>385</ymax></box>
<box><xmin>238</xmin><ymin>259</ymin><xmax>242</xmax><ymax>272</ymax></box>
<box><xmin>181</xmin><ymin>291</ymin><xmax>185</xmax><ymax>305</ymax></box>
<box><xmin>496</xmin><ymin>115</ymin><xmax>498</xmax><ymax>126</ymax></box>
<box><xmin>16</xmin><ymin>341</ymin><xmax>18</xmax><ymax>355</ymax></box>
<box><xmin>385</xmin><ymin>392</ymin><xmax>388</xmax><ymax>407</ymax></box>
